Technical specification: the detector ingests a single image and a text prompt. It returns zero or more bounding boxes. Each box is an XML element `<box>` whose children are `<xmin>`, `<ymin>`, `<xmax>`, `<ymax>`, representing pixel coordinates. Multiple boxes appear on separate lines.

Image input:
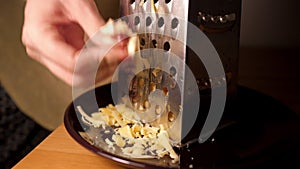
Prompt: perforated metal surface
<box><xmin>118</xmin><ymin>0</ymin><xmax>242</xmax><ymax>144</ymax></box>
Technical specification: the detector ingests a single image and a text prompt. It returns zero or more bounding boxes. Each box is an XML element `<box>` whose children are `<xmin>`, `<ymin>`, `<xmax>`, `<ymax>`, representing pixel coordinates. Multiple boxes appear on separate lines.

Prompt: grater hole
<box><xmin>154</xmin><ymin>0</ymin><xmax>159</xmax><ymax>3</ymax></box>
<box><xmin>157</xmin><ymin>17</ymin><xmax>164</xmax><ymax>28</ymax></box>
<box><xmin>169</xmin><ymin>66</ymin><xmax>177</xmax><ymax>77</ymax></box>
<box><xmin>134</xmin><ymin>16</ymin><xmax>140</xmax><ymax>25</ymax></box>
<box><xmin>165</xmin><ymin>0</ymin><xmax>171</xmax><ymax>4</ymax></box>
<box><xmin>146</xmin><ymin>16</ymin><xmax>152</xmax><ymax>27</ymax></box>
<box><xmin>140</xmin><ymin>38</ymin><xmax>146</xmax><ymax>46</ymax></box>
<box><xmin>162</xmin><ymin>87</ymin><xmax>169</xmax><ymax>96</ymax></box>
<box><xmin>171</xmin><ymin>17</ymin><xmax>179</xmax><ymax>29</ymax></box>
<box><xmin>152</xmin><ymin>39</ymin><xmax>157</xmax><ymax>48</ymax></box>
<box><xmin>121</xmin><ymin>16</ymin><xmax>129</xmax><ymax>24</ymax></box>
<box><xmin>168</xmin><ymin>111</ymin><xmax>175</xmax><ymax>122</ymax></box>
<box><xmin>163</xmin><ymin>41</ymin><xmax>170</xmax><ymax>51</ymax></box>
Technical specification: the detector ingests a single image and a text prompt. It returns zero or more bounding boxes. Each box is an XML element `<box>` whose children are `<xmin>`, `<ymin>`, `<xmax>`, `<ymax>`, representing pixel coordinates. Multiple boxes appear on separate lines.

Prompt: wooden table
<box><xmin>13</xmin><ymin>48</ymin><xmax>300</xmax><ymax>168</ymax></box>
<box><xmin>13</xmin><ymin>125</ymin><xmax>125</xmax><ymax>169</ymax></box>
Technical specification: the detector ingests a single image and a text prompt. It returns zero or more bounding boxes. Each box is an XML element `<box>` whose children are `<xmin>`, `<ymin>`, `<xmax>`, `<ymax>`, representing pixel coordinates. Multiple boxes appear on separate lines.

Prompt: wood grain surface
<box><xmin>13</xmin><ymin>125</ymin><xmax>126</xmax><ymax>169</ymax></box>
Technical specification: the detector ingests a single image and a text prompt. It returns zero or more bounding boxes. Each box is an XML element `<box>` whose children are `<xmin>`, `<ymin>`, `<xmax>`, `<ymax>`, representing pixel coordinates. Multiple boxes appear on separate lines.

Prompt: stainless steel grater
<box><xmin>118</xmin><ymin>0</ymin><xmax>241</xmax><ymax>145</ymax></box>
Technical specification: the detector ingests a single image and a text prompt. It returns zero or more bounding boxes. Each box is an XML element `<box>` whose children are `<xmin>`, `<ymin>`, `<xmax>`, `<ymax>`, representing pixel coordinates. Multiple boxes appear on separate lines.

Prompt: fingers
<box><xmin>38</xmin><ymin>29</ymin><xmax>80</xmax><ymax>72</ymax></box>
<box><xmin>24</xmin><ymin>34</ymin><xmax>129</xmax><ymax>87</ymax></box>
<box><xmin>105</xmin><ymin>43</ymin><xmax>129</xmax><ymax>63</ymax></box>
<box><xmin>39</xmin><ymin>56</ymin><xmax>74</xmax><ymax>86</ymax></box>
<box><xmin>23</xmin><ymin>41</ymin><xmax>74</xmax><ymax>85</ymax></box>
<box><xmin>57</xmin><ymin>23</ymin><xmax>85</xmax><ymax>50</ymax></box>
<box><xmin>42</xmin><ymin>56</ymin><xmax>96</xmax><ymax>87</ymax></box>
<box><xmin>21</xmin><ymin>0</ymin><xmax>129</xmax><ymax>87</ymax></box>
<box><xmin>63</xmin><ymin>0</ymin><xmax>105</xmax><ymax>38</ymax></box>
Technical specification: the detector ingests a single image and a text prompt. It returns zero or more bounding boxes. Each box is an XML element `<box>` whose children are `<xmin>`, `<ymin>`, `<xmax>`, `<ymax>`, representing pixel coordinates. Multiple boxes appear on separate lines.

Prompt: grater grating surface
<box><xmin>117</xmin><ymin>0</ymin><xmax>190</xmax><ymax>144</ymax></box>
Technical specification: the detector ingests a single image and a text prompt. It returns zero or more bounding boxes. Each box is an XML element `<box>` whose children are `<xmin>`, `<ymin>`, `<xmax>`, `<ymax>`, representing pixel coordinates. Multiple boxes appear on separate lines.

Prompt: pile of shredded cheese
<box><xmin>77</xmin><ymin>104</ymin><xmax>179</xmax><ymax>163</ymax></box>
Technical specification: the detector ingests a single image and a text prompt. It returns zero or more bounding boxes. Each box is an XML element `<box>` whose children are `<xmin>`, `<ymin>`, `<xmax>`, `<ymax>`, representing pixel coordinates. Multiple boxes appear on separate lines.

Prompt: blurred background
<box><xmin>0</xmin><ymin>0</ymin><xmax>299</xmax><ymax>168</ymax></box>
<box><xmin>239</xmin><ymin>0</ymin><xmax>300</xmax><ymax>114</ymax></box>
<box><xmin>241</xmin><ymin>0</ymin><xmax>300</xmax><ymax>48</ymax></box>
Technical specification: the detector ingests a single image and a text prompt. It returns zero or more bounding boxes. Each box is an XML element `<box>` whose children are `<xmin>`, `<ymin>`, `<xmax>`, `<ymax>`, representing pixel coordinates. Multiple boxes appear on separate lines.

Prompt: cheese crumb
<box><xmin>77</xmin><ymin>104</ymin><xmax>179</xmax><ymax>163</ymax></box>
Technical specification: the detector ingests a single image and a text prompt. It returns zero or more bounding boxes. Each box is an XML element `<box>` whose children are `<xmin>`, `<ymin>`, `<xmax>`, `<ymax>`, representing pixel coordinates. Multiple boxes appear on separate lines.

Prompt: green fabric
<box><xmin>0</xmin><ymin>0</ymin><xmax>120</xmax><ymax>130</ymax></box>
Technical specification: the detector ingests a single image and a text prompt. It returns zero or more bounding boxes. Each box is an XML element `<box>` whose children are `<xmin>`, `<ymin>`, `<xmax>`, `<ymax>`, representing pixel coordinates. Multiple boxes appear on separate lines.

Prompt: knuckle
<box><xmin>24</xmin><ymin>47</ymin><xmax>32</xmax><ymax>56</ymax></box>
<box><xmin>21</xmin><ymin>31</ymin><xmax>28</xmax><ymax>46</ymax></box>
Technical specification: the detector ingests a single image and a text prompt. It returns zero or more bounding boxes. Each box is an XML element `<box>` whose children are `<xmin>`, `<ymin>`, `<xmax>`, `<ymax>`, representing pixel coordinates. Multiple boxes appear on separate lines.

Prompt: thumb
<box><xmin>65</xmin><ymin>0</ymin><xmax>105</xmax><ymax>38</ymax></box>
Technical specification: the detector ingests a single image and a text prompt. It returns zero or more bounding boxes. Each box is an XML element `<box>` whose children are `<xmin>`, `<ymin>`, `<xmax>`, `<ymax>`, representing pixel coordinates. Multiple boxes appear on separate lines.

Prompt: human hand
<box><xmin>22</xmin><ymin>0</ymin><xmax>128</xmax><ymax>86</ymax></box>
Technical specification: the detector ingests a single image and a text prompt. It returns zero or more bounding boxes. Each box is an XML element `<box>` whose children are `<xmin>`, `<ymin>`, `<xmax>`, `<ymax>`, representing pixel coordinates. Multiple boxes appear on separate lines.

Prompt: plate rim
<box><xmin>63</xmin><ymin>97</ymin><xmax>178</xmax><ymax>169</ymax></box>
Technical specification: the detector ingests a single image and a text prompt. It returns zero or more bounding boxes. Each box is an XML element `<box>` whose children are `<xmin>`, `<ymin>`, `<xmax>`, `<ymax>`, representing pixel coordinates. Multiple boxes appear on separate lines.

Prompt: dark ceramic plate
<box><xmin>64</xmin><ymin>84</ymin><xmax>300</xmax><ymax>169</ymax></box>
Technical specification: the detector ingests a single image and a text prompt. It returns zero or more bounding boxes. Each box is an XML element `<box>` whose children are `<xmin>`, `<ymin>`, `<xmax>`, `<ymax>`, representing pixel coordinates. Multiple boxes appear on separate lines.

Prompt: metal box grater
<box><xmin>187</xmin><ymin>0</ymin><xmax>241</xmax><ymax>99</ymax></box>
<box><xmin>118</xmin><ymin>0</ymin><xmax>242</xmax><ymax>145</ymax></box>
